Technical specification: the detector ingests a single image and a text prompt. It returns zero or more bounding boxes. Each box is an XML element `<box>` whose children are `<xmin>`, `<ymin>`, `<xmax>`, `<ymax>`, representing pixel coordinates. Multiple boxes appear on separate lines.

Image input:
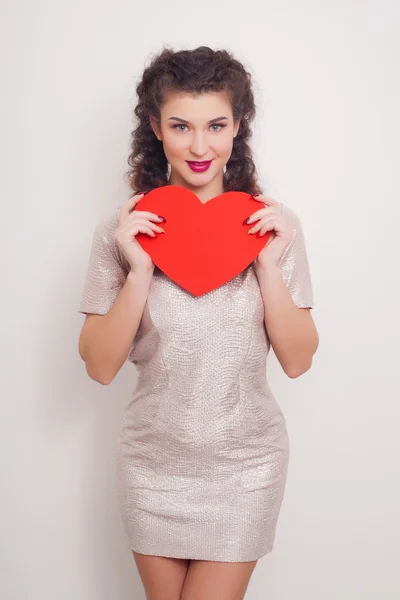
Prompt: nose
<box><xmin>190</xmin><ymin>131</ymin><xmax>208</xmax><ymax>157</ymax></box>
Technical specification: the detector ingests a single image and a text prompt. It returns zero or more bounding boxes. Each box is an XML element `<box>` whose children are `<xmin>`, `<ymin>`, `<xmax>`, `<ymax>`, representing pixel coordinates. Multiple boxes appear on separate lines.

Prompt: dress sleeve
<box><xmin>278</xmin><ymin>203</ymin><xmax>314</xmax><ymax>309</ymax></box>
<box><xmin>78</xmin><ymin>209</ymin><xmax>130</xmax><ymax>315</ymax></box>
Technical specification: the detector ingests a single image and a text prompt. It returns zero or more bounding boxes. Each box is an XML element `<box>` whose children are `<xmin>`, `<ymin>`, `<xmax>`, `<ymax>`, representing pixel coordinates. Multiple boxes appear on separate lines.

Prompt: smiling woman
<box><xmin>78</xmin><ymin>45</ymin><xmax>318</xmax><ymax>600</ymax></box>
<box><xmin>126</xmin><ymin>46</ymin><xmax>263</xmax><ymax>202</ymax></box>
<box><xmin>148</xmin><ymin>91</ymin><xmax>241</xmax><ymax>196</ymax></box>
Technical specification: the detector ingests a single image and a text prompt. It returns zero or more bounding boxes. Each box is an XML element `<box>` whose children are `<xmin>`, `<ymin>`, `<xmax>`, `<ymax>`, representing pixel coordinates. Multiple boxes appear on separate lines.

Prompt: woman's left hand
<box><xmin>246</xmin><ymin>194</ymin><xmax>294</xmax><ymax>269</ymax></box>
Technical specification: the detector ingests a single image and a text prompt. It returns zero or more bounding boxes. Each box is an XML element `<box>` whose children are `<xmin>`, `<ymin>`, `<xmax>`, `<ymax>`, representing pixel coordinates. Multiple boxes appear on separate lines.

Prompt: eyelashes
<box><xmin>172</xmin><ymin>123</ymin><xmax>227</xmax><ymax>132</ymax></box>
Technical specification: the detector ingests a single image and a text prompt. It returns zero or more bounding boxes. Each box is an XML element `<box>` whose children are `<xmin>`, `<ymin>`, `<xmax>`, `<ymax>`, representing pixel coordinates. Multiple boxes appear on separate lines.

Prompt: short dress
<box><xmin>78</xmin><ymin>200</ymin><xmax>314</xmax><ymax>562</ymax></box>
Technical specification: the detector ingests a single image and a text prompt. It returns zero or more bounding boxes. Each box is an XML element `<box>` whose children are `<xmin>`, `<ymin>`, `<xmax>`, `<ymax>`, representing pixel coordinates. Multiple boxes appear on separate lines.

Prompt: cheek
<box><xmin>163</xmin><ymin>134</ymin><xmax>187</xmax><ymax>157</ymax></box>
<box><xmin>214</xmin><ymin>132</ymin><xmax>234</xmax><ymax>156</ymax></box>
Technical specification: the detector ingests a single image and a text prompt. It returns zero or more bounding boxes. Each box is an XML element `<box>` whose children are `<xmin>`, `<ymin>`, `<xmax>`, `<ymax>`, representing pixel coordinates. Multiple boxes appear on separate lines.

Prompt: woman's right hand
<box><xmin>113</xmin><ymin>192</ymin><xmax>165</xmax><ymax>274</ymax></box>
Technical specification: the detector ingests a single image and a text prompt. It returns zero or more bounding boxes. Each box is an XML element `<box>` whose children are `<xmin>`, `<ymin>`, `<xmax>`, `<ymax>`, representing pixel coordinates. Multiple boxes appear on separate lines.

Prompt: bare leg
<box><xmin>180</xmin><ymin>558</ymin><xmax>258</xmax><ymax>600</ymax></box>
<box><xmin>132</xmin><ymin>551</ymin><xmax>191</xmax><ymax>600</ymax></box>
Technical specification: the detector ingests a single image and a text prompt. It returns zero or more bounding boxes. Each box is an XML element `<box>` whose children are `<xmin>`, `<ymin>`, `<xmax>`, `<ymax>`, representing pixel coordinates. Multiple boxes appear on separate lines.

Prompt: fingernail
<box><xmin>248</xmin><ymin>228</ymin><xmax>255</xmax><ymax>234</ymax></box>
<box><xmin>243</xmin><ymin>217</ymin><xmax>251</xmax><ymax>224</ymax></box>
<box><xmin>253</xmin><ymin>194</ymin><xmax>260</xmax><ymax>197</ymax></box>
<box><xmin>137</xmin><ymin>190</ymin><xmax>147</xmax><ymax>195</ymax></box>
<box><xmin>159</xmin><ymin>227</ymin><xmax>165</xmax><ymax>233</ymax></box>
<box><xmin>158</xmin><ymin>215</ymin><xmax>167</xmax><ymax>222</ymax></box>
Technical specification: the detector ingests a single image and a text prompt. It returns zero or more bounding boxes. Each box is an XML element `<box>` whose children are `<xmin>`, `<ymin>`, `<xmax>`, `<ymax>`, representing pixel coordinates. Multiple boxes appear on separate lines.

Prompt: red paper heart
<box><xmin>135</xmin><ymin>185</ymin><xmax>271</xmax><ymax>296</ymax></box>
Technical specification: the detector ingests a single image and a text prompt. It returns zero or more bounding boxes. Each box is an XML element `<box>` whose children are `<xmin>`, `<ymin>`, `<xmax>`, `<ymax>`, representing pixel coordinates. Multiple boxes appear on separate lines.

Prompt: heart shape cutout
<box><xmin>135</xmin><ymin>185</ymin><xmax>270</xmax><ymax>296</ymax></box>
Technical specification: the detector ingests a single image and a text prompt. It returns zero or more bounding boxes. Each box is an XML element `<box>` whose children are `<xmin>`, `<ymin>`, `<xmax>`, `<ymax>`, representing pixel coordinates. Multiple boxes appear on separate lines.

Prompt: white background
<box><xmin>2</xmin><ymin>1</ymin><xmax>400</xmax><ymax>598</ymax></box>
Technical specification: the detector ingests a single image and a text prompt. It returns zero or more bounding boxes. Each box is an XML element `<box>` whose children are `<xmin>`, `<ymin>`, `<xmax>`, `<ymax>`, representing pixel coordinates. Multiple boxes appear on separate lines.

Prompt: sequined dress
<box><xmin>79</xmin><ymin>202</ymin><xmax>314</xmax><ymax>562</ymax></box>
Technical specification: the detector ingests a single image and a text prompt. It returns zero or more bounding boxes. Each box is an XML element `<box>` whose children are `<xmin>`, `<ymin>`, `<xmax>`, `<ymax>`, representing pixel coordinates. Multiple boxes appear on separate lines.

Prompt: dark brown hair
<box><xmin>125</xmin><ymin>45</ymin><xmax>263</xmax><ymax>197</ymax></box>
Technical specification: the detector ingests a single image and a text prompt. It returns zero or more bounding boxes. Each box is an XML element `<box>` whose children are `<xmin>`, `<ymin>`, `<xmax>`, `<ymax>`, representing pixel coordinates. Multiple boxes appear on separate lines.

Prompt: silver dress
<box><xmin>79</xmin><ymin>202</ymin><xmax>314</xmax><ymax>562</ymax></box>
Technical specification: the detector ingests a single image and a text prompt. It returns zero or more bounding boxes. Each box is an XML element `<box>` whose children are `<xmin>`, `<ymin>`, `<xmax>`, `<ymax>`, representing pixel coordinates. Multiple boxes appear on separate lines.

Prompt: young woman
<box><xmin>78</xmin><ymin>46</ymin><xmax>319</xmax><ymax>600</ymax></box>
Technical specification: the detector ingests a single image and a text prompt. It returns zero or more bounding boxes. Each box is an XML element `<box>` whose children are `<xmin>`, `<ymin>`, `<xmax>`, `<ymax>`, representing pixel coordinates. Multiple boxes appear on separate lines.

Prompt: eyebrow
<box><xmin>168</xmin><ymin>116</ymin><xmax>229</xmax><ymax>124</ymax></box>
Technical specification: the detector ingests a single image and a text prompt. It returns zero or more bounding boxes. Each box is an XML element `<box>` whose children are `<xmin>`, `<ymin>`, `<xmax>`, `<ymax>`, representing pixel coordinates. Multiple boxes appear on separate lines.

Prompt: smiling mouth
<box><xmin>186</xmin><ymin>160</ymin><xmax>213</xmax><ymax>172</ymax></box>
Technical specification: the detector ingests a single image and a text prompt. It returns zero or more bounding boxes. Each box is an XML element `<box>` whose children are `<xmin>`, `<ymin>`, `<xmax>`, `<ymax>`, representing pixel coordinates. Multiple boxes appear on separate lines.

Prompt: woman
<box><xmin>78</xmin><ymin>46</ymin><xmax>319</xmax><ymax>600</ymax></box>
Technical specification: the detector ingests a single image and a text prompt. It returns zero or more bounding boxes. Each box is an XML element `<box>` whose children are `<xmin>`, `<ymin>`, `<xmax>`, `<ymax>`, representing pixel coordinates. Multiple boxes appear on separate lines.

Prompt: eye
<box><xmin>172</xmin><ymin>123</ymin><xmax>227</xmax><ymax>132</ymax></box>
<box><xmin>210</xmin><ymin>123</ymin><xmax>226</xmax><ymax>132</ymax></box>
<box><xmin>172</xmin><ymin>124</ymin><xmax>189</xmax><ymax>132</ymax></box>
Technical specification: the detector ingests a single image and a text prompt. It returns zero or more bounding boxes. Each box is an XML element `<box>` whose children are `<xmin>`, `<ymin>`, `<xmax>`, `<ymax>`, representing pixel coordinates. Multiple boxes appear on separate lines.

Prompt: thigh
<box><xmin>133</xmin><ymin>551</ymin><xmax>191</xmax><ymax>600</ymax></box>
<box><xmin>180</xmin><ymin>559</ymin><xmax>258</xmax><ymax>600</ymax></box>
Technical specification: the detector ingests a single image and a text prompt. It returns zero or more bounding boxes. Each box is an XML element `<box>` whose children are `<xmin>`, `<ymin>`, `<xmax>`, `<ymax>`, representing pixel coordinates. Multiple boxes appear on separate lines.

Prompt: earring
<box><xmin>167</xmin><ymin>163</ymin><xmax>171</xmax><ymax>177</ymax></box>
<box><xmin>223</xmin><ymin>164</ymin><xmax>227</xmax><ymax>174</ymax></box>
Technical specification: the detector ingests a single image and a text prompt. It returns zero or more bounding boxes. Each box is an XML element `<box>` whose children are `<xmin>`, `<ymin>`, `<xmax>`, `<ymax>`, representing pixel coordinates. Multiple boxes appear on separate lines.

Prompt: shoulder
<box><xmin>92</xmin><ymin>208</ymin><xmax>129</xmax><ymax>269</ymax></box>
<box><xmin>278</xmin><ymin>202</ymin><xmax>303</xmax><ymax>231</ymax></box>
<box><xmin>94</xmin><ymin>207</ymin><xmax>120</xmax><ymax>236</ymax></box>
<box><xmin>278</xmin><ymin>202</ymin><xmax>309</xmax><ymax>248</ymax></box>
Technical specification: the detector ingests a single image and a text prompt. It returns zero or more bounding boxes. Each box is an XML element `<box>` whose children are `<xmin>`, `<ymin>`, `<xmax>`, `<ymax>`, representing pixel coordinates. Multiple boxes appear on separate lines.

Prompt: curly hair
<box><xmin>125</xmin><ymin>45</ymin><xmax>263</xmax><ymax>197</ymax></box>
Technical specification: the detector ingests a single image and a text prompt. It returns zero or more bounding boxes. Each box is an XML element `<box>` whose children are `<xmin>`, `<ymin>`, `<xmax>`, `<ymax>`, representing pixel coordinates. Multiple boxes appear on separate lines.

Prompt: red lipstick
<box><xmin>186</xmin><ymin>160</ymin><xmax>213</xmax><ymax>173</ymax></box>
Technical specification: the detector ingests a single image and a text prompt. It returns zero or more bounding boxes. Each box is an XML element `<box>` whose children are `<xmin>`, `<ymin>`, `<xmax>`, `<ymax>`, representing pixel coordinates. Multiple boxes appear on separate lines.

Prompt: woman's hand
<box><xmin>114</xmin><ymin>191</ymin><xmax>165</xmax><ymax>274</ymax></box>
<box><xmin>246</xmin><ymin>194</ymin><xmax>294</xmax><ymax>269</ymax></box>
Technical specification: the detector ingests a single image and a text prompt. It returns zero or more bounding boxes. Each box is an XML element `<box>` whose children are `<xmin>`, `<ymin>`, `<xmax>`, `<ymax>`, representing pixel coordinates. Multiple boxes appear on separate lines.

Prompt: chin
<box><xmin>188</xmin><ymin>164</ymin><xmax>221</xmax><ymax>180</ymax></box>
<box><xmin>170</xmin><ymin>161</ymin><xmax>222</xmax><ymax>188</ymax></box>
<box><xmin>190</xmin><ymin>177</ymin><xmax>215</xmax><ymax>190</ymax></box>
<box><xmin>176</xmin><ymin>170</ymin><xmax>212</xmax><ymax>187</ymax></box>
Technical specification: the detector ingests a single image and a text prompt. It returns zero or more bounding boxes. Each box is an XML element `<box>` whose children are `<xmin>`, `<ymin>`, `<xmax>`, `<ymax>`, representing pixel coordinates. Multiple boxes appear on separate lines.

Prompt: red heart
<box><xmin>135</xmin><ymin>185</ymin><xmax>271</xmax><ymax>296</ymax></box>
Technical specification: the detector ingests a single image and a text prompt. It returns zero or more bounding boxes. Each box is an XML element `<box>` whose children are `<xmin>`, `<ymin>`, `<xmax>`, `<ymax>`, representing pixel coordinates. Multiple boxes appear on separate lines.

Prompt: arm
<box><xmin>249</xmin><ymin>197</ymin><xmax>318</xmax><ymax>378</ymax></box>
<box><xmin>77</xmin><ymin>209</ymin><xmax>153</xmax><ymax>385</ymax></box>
<box><xmin>253</xmin><ymin>263</ymin><xmax>319</xmax><ymax>378</ymax></box>
<box><xmin>79</xmin><ymin>269</ymin><xmax>152</xmax><ymax>385</ymax></box>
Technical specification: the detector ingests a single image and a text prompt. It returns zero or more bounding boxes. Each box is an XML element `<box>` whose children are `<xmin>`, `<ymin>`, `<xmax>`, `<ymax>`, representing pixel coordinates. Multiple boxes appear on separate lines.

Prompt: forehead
<box><xmin>160</xmin><ymin>90</ymin><xmax>233</xmax><ymax>120</ymax></box>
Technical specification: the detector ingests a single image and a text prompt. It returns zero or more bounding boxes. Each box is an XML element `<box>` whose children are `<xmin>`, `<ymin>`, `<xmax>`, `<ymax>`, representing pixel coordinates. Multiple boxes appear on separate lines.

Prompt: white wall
<box><xmin>2</xmin><ymin>1</ymin><xmax>399</xmax><ymax>598</ymax></box>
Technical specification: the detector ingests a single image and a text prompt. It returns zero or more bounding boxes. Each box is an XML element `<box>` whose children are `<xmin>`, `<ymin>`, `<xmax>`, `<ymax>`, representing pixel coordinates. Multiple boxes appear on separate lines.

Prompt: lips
<box><xmin>186</xmin><ymin>160</ymin><xmax>213</xmax><ymax>172</ymax></box>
